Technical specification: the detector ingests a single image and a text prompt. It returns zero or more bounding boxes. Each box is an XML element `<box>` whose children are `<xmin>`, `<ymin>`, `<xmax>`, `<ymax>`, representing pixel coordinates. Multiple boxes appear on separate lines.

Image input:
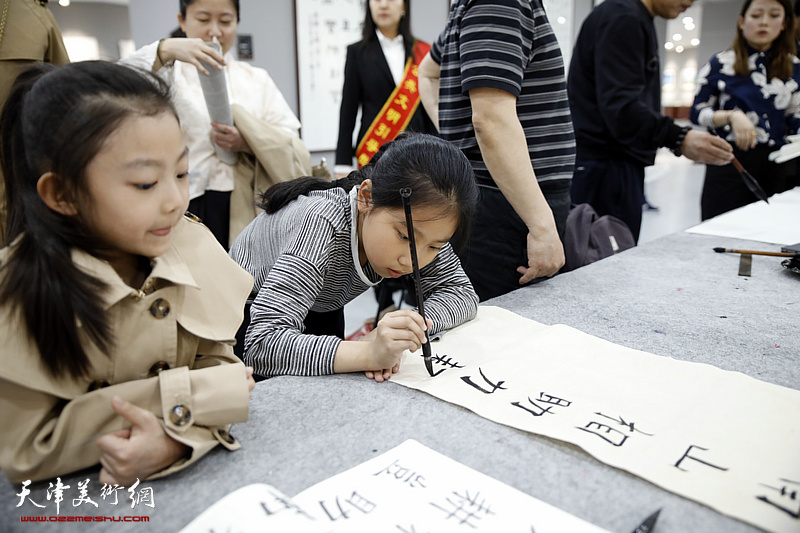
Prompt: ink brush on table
<box><xmin>400</xmin><ymin>188</ymin><xmax>434</xmax><ymax>377</ymax></box>
<box><xmin>713</xmin><ymin>247</ymin><xmax>800</xmax><ymax>277</ymax></box>
<box><xmin>713</xmin><ymin>247</ymin><xmax>797</xmax><ymax>258</ymax></box>
<box><xmin>706</xmin><ymin>127</ymin><xmax>769</xmax><ymax>204</ymax></box>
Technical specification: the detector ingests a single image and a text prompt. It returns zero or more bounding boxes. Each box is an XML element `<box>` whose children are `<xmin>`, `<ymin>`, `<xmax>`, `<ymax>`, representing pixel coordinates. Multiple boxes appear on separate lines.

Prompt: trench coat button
<box><xmin>142</xmin><ymin>279</ymin><xmax>156</xmax><ymax>294</ymax></box>
<box><xmin>148</xmin><ymin>361</ymin><xmax>171</xmax><ymax>377</ymax></box>
<box><xmin>216</xmin><ymin>428</ymin><xmax>236</xmax><ymax>444</ymax></box>
<box><xmin>87</xmin><ymin>379</ymin><xmax>110</xmax><ymax>392</ymax></box>
<box><xmin>169</xmin><ymin>404</ymin><xmax>191</xmax><ymax>426</ymax></box>
<box><xmin>149</xmin><ymin>298</ymin><xmax>170</xmax><ymax>319</ymax></box>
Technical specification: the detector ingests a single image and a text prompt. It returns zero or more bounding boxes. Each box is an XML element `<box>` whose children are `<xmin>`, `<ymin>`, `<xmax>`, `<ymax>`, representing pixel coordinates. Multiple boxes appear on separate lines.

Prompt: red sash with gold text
<box><xmin>356</xmin><ymin>40</ymin><xmax>431</xmax><ymax>168</ymax></box>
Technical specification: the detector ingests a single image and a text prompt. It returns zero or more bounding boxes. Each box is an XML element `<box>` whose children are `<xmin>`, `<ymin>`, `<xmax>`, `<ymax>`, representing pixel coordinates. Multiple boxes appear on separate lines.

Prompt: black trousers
<box><xmin>570</xmin><ymin>157</ymin><xmax>645</xmax><ymax>242</ymax></box>
<box><xmin>701</xmin><ymin>146</ymin><xmax>787</xmax><ymax>220</ymax></box>
<box><xmin>188</xmin><ymin>190</ymin><xmax>231</xmax><ymax>249</ymax></box>
<box><xmin>458</xmin><ymin>180</ymin><xmax>571</xmax><ymax>302</ymax></box>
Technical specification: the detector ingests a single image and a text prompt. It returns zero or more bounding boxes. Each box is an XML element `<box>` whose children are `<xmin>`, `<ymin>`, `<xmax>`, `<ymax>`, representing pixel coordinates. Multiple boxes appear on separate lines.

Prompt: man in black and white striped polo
<box><xmin>419</xmin><ymin>0</ymin><xmax>575</xmax><ymax>302</ymax></box>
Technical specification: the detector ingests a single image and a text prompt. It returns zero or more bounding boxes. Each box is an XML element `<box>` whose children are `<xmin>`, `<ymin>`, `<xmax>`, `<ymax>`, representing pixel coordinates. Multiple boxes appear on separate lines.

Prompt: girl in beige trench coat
<box><xmin>0</xmin><ymin>61</ymin><xmax>255</xmax><ymax>486</ymax></box>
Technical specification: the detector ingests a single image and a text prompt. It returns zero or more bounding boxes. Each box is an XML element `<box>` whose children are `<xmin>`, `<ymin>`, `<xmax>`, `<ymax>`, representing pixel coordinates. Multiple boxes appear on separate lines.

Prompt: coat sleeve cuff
<box><xmin>159</xmin><ymin>362</ymin><xmax>250</xmax><ymax>434</ymax></box>
<box><xmin>145</xmin><ymin>423</ymin><xmax>242</xmax><ymax>481</ymax></box>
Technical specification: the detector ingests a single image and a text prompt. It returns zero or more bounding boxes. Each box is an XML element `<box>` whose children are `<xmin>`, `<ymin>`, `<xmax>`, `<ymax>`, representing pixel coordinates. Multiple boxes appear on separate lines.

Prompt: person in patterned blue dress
<box><xmin>691</xmin><ymin>0</ymin><xmax>800</xmax><ymax>219</ymax></box>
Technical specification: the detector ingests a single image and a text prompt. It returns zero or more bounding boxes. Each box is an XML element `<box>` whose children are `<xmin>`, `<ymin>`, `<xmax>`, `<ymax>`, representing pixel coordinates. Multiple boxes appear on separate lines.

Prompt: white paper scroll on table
<box><xmin>179</xmin><ymin>440</ymin><xmax>608</xmax><ymax>533</ymax></box>
<box><xmin>685</xmin><ymin>187</ymin><xmax>800</xmax><ymax>245</ymax></box>
<box><xmin>393</xmin><ymin>306</ymin><xmax>800</xmax><ymax>533</ymax></box>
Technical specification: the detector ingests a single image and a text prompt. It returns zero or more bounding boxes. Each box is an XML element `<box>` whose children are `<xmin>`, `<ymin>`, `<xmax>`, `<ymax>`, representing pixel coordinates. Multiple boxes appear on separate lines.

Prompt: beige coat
<box><xmin>0</xmin><ymin>0</ymin><xmax>70</xmax><ymax>245</ymax></box>
<box><xmin>229</xmin><ymin>103</ymin><xmax>315</xmax><ymax>244</ymax></box>
<box><xmin>0</xmin><ymin>216</ymin><xmax>254</xmax><ymax>483</ymax></box>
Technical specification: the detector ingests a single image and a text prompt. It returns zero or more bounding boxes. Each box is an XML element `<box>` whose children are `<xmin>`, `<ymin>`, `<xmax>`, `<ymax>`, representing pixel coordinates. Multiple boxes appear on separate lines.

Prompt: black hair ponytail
<box><xmin>0</xmin><ymin>61</ymin><xmax>176</xmax><ymax>380</ymax></box>
<box><xmin>257</xmin><ymin>173</ymin><xmax>361</xmax><ymax>214</ymax></box>
<box><xmin>256</xmin><ymin>134</ymin><xmax>478</xmax><ymax>251</ymax></box>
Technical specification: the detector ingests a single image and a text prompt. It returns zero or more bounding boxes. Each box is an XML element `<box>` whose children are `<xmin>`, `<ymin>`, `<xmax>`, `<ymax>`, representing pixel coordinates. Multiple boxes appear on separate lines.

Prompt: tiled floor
<box><xmin>344</xmin><ymin>149</ymin><xmax>707</xmax><ymax>335</ymax></box>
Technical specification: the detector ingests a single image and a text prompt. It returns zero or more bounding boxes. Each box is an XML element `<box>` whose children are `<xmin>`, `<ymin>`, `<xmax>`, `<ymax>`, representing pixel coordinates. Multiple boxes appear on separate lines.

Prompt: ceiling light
<box><xmin>59</xmin><ymin>0</ymin><xmax>70</xmax><ymax>5</ymax></box>
<box><xmin>665</xmin><ymin>42</ymin><xmax>674</xmax><ymax>50</ymax></box>
<box><xmin>691</xmin><ymin>38</ymin><xmax>700</xmax><ymax>46</ymax></box>
<box><xmin>676</xmin><ymin>45</ymin><xmax>684</xmax><ymax>53</ymax></box>
<box><xmin>673</xmin><ymin>33</ymin><xmax>683</xmax><ymax>41</ymax></box>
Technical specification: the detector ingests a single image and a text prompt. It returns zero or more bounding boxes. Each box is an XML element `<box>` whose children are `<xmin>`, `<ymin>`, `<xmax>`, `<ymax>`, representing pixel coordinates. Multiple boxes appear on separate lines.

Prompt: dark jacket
<box><xmin>335</xmin><ymin>37</ymin><xmax>436</xmax><ymax>166</ymax></box>
<box><xmin>567</xmin><ymin>0</ymin><xmax>683</xmax><ymax>166</ymax></box>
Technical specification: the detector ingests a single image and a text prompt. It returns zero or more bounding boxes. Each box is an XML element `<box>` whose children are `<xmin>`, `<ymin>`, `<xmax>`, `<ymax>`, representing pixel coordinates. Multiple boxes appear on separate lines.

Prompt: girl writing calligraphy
<box><xmin>230</xmin><ymin>134</ymin><xmax>478</xmax><ymax>382</ymax></box>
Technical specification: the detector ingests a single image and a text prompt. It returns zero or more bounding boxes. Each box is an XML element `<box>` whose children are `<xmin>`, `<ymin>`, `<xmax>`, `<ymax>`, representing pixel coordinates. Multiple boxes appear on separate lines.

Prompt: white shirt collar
<box><xmin>350</xmin><ymin>187</ymin><xmax>380</xmax><ymax>287</ymax></box>
<box><xmin>376</xmin><ymin>29</ymin><xmax>403</xmax><ymax>47</ymax></box>
<box><xmin>375</xmin><ymin>29</ymin><xmax>405</xmax><ymax>85</ymax></box>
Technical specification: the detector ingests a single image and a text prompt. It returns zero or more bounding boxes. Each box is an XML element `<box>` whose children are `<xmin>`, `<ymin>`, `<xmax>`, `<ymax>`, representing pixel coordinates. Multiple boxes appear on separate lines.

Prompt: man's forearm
<box><xmin>418</xmin><ymin>54</ymin><xmax>440</xmax><ymax>131</ymax></box>
<box><xmin>470</xmin><ymin>88</ymin><xmax>557</xmax><ymax>235</ymax></box>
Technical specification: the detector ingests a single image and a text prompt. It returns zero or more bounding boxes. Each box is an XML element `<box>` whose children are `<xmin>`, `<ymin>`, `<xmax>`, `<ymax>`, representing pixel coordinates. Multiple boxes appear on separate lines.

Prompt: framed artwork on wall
<box><xmin>294</xmin><ymin>0</ymin><xmax>365</xmax><ymax>152</ymax></box>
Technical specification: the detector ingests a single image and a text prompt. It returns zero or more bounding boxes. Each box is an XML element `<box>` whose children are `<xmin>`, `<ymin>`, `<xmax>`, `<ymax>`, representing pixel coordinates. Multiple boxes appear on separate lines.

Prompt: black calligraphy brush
<box><xmin>713</xmin><ymin>247</ymin><xmax>796</xmax><ymax>258</ymax></box>
<box><xmin>706</xmin><ymin>127</ymin><xmax>769</xmax><ymax>203</ymax></box>
<box><xmin>400</xmin><ymin>188</ymin><xmax>434</xmax><ymax>377</ymax></box>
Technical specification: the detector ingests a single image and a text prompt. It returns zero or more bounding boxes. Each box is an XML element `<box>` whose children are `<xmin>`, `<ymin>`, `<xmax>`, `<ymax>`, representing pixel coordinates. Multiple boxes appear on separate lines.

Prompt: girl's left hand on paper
<box><xmin>364</xmin><ymin>362</ymin><xmax>400</xmax><ymax>383</ymax></box>
<box><xmin>245</xmin><ymin>366</ymin><xmax>256</xmax><ymax>397</ymax></box>
<box><xmin>96</xmin><ymin>396</ymin><xmax>190</xmax><ymax>487</ymax></box>
<box><xmin>211</xmin><ymin>123</ymin><xmax>253</xmax><ymax>154</ymax></box>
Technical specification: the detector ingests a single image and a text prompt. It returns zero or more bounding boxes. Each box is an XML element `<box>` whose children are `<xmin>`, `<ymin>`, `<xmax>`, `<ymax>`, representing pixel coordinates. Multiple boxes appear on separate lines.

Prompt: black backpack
<box><xmin>563</xmin><ymin>204</ymin><xmax>635</xmax><ymax>272</ymax></box>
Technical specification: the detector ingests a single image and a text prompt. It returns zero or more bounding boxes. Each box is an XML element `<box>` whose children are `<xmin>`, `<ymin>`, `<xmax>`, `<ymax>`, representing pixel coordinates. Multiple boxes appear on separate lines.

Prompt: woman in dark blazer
<box><xmin>335</xmin><ymin>0</ymin><xmax>436</xmax><ymax>177</ymax></box>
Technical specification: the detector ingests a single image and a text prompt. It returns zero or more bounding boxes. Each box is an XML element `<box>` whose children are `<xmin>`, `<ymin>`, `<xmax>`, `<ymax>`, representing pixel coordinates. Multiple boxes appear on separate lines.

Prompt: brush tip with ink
<box><xmin>631</xmin><ymin>508</ymin><xmax>661</xmax><ymax>533</ymax></box>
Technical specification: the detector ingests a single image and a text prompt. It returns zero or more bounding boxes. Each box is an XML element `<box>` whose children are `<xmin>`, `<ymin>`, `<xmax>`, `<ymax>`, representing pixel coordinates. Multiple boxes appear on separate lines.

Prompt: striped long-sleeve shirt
<box><xmin>228</xmin><ymin>187</ymin><xmax>478</xmax><ymax>377</ymax></box>
<box><xmin>430</xmin><ymin>0</ymin><xmax>575</xmax><ymax>185</ymax></box>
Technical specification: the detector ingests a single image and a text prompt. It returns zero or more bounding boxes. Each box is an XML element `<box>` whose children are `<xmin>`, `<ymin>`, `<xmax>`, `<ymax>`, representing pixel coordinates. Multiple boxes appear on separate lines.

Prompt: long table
<box><xmin>1</xmin><ymin>227</ymin><xmax>798</xmax><ymax>532</ymax></box>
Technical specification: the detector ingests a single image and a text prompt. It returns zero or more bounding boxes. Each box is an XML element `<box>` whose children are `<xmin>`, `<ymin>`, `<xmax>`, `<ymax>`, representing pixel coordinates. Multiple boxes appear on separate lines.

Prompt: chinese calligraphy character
<box><xmin>72</xmin><ymin>479</ymin><xmax>98</xmax><ymax>508</ymax></box>
<box><xmin>673</xmin><ymin>445</ymin><xmax>729</xmax><ymax>473</ymax></box>
<box><xmin>373</xmin><ymin>459</ymin><xmax>427</xmax><ymax>489</ymax></box>
<box><xmin>432</xmin><ymin>354</ymin><xmax>464</xmax><ymax>370</ymax></box>
<box><xmin>461</xmin><ymin>368</ymin><xmax>508</xmax><ymax>394</ymax></box>
<box><xmin>512</xmin><ymin>392</ymin><xmax>572</xmax><ymax>417</ymax></box>
<box><xmin>595</xmin><ymin>413</ymin><xmax>654</xmax><ymax>435</ymax></box>
<box><xmin>366</xmin><ymin>139</ymin><xmax>379</xmax><ymax>153</ymax></box>
<box><xmin>430</xmin><ymin>490</ymin><xmax>494</xmax><ymax>528</ymax></box>
<box><xmin>427</xmin><ymin>353</ymin><xmax>465</xmax><ymax>377</ymax></box>
<box><xmin>137</xmin><ymin>486</ymin><xmax>155</xmax><ymax>509</ymax></box>
<box><xmin>404</xmin><ymin>80</ymin><xmax>417</xmax><ymax>93</ymax></box>
<box><xmin>386</xmin><ymin>108</ymin><xmax>402</xmax><ymax>125</ymax></box>
<box><xmin>100</xmin><ymin>483</ymin><xmax>124</xmax><ymax>505</ymax></box>
<box><xmin>375</xmin><ymin>123</ymin><xmax>392</xmax><ymax>139</ymax></box>
<box><xmin>46</xmin><ymin>477</ymin><xmax>70</xmax><ymax>515</ymax></box>
<box><xmin>394</xmin><ymin>94</ymin><xmax>409</xmax><ymax>110</ymax></box>
<box><xmin>319</xmin><ymin>491</ymin><xmax>376</xmax><ymax>521</ymax></box>
<box><xmin>260</xmin><ymin>490</ymin><xmax>315</xmax><ymax>520</ymax></box>
<box><xmin>757</xmin><ymin>478</ymin><xmax>800</xmax><ymax>519</ymax></box>
<box><xmin>577</xmin><ymin>421</ymin><xmax>629</xmax><ymax>447</ymax></box>
<box><xmin>125</xmin><ymin>479</ymin><xmax>155</xmax><ymax>509</ymax></box>
<box><xmin>15</xmin><ymin>480</ymin><xmax>45</xmax><ymax>509</ymax></box>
